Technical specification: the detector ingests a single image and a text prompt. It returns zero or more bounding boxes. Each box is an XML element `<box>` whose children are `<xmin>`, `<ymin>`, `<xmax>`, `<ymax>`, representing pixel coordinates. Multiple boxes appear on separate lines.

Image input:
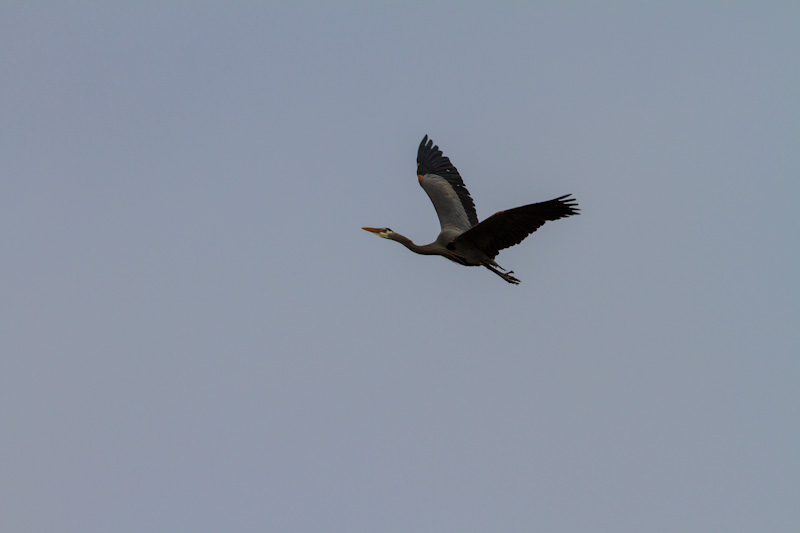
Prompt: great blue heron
<box><xmin>363</xmin><ymin>135</ymin><xmax>579</xmax><ymax>284</ymax></box>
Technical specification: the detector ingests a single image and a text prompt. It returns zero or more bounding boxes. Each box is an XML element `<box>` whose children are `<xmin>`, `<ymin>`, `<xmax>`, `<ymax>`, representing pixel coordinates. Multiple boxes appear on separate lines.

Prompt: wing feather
<box><xmin>456</xmin><ymin>194</ymin><xmax>579</xmax><ymax>258</ymax></box>
<box><xmin>417</xmin><ymin>135</ymin><xmax>479</xmax><ymax>231</ymax></box>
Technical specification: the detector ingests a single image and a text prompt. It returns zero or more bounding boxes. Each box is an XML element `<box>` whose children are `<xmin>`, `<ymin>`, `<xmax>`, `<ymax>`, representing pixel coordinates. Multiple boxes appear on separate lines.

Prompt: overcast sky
<box><xmin>2</xmin><ymin>3</ymin><xmax>798</xmax><ymax>532</ymax></box>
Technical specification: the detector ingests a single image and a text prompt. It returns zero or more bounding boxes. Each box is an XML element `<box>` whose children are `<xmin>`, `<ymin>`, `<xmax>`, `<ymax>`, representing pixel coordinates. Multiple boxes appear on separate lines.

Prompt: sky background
<box><xmin>2</xmin><ymin>3</ymin><xmax>798</xmax><ymax>532</ymax></box>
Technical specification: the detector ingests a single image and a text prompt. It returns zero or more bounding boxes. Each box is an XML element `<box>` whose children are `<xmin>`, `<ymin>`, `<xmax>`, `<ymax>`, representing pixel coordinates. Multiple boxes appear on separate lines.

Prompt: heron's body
<box><xmin>363</xmin><ymin>136</ymin><xmax>579</xmax><ymax>284</ymax></box>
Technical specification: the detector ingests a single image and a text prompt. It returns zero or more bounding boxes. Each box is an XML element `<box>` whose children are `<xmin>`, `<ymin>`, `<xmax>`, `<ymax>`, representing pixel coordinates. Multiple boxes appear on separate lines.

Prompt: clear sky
<box><xmin>2</xmin><ymin>3</ymin><xmax>798</xmax><ymax>532</ymax></box>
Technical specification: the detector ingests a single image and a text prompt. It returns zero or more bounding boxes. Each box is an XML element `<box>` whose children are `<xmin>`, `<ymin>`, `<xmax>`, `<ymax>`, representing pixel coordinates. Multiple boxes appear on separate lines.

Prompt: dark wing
<box><xmin>456</xmin><ymin>194</ymin><xmax>579</xmax><ymax>258</ymax></box>
<box><xmin>417</xmin><ymin>135</ymin><xmax>479</xmax><ymax>231</ymax></box>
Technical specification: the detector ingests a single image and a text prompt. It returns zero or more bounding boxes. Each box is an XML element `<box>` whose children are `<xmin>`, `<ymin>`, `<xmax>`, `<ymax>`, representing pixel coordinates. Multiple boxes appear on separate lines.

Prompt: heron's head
<box><xmin>362</xmin><ymin>227</ymin><xmax>394</xmax><ymax>239</ymax></box>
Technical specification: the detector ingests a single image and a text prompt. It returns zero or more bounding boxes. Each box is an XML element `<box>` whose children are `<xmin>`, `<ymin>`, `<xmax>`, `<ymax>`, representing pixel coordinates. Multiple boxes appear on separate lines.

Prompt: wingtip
<box><xmin>418</xmin><ymin>134</ymin><xmax>440</xmax><ymax>166</ymax></box>
<box><xmin>419</xmin><ymin>134</ymin><xmax>434</xmax><ymax>151</ymax></box>
<box><xmin>551</xmin><ymin>194</ymin><xmax>580</xmax><ymax>216</ymax></box>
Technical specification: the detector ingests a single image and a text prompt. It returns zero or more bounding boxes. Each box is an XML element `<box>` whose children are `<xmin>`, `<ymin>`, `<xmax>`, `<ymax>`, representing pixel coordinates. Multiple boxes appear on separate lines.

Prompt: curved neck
<box><xmin>389</xmin><ymin>232</ymin><xmax>441</xmax><ymax>255</ymax></box>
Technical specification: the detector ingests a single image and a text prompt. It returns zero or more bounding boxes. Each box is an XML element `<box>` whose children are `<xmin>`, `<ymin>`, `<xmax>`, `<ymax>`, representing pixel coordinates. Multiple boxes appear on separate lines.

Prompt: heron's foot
<box><xmin>501</xmin><ymin>272</ymin><xmax>520</xmax><ymax>284</ymax></box>
<box><xmin>485</xmin><ymin>263</ymin><xmax>520</xmax><ymax>284</ymax></box>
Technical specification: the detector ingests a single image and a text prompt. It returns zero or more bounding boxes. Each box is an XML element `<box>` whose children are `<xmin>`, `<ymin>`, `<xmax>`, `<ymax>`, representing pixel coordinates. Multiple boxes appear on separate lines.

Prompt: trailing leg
<box><xmin>484</xmin><ymin>263</ymin><xmax>520</xmax><ymax>284</ymax></box>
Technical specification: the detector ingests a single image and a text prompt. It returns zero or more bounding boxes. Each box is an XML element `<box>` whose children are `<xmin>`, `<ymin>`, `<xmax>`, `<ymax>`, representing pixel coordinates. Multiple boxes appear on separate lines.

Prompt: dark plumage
<box><xmin>457</xmin><ymin>195</ymin><xmax>579</xmax><ymax>259</ymax></box>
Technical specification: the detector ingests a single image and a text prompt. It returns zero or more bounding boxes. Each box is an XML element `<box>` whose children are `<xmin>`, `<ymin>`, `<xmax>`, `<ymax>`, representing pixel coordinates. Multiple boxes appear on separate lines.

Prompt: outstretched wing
<box><xmin>416</xmin><ymin>135</ymin><xmax>479</xmax><ymax>232</ymax></box>
<box><xmin>456</xmin><ymin>194</ymin><xmax>579</xmax><ymax>258</ymax></box>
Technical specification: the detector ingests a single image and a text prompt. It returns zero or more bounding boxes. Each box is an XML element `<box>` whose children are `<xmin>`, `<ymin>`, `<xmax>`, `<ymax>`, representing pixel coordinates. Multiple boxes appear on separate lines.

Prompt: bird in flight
<box><xmin>363</xmin><ymin>135</ymin><xmax>579</xmax><ymax>284</ymax></box>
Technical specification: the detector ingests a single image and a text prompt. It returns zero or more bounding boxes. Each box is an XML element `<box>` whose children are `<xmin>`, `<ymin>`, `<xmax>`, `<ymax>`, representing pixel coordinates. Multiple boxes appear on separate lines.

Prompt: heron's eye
<box><xmin>385</xmin><ymin>228</ymin><xmax>392</xmax><ymax>232</ymax></box>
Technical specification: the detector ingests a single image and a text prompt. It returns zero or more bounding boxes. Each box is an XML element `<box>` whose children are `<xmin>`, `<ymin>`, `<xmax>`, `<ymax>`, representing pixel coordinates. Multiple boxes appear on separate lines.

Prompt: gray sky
<box><xmin>2</xmin><ymin>3</ymin><xmax>798</xmax><ymax>532</ymax></box>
